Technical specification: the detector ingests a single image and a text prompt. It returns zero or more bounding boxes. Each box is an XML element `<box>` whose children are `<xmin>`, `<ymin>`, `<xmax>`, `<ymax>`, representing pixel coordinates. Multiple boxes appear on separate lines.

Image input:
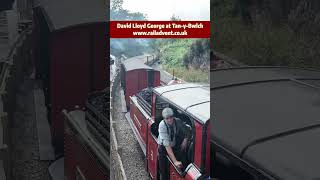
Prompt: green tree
<box><xmin>111</xmin><ymin>0</ymin><xmax>123</xmax><ymax>10</ymax></box>
<box><xmin>170</xmin><ymin>14</ymin><xmax>181</xmax><ymax>21</ymax></box>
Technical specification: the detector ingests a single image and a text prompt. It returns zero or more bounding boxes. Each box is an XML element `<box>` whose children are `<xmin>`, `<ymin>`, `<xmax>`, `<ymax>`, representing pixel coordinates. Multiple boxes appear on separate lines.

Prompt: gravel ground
<box><xmin>151</xmin><ymin>61</ymin><xmax>173</xmax><ymax>84</ymax></box>
<box><xmin>10</xmin><ymin>78</ymin><xmax>51</xmax><ymax>180</ymax></box>
<box><xmin>110</xmin><ymin>137</ymin><xmax>118</xmax><ymax>180</ymax></box>
<box><xmin>212</xmin><ymin>60</ymin><xmax>234</xmax><ymax>69</ymax></box>
<box><xmin>151</xmin><ymin>60</ymin><xmax>210</xmax><ymax>89</ymax></box>
<box><xmin>112</xmin><ymin>80</ymin><xmax>150</xmax><ymax>180</ymax></box>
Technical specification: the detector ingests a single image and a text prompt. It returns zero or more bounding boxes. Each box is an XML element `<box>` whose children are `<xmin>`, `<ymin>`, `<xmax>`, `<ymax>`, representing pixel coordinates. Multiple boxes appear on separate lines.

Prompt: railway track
<box><xmin>109</xmin><ymin>55</ymin><xmax>171</xmax><ymax>179</ymax></box>
<box><xmin>0</xmin><ymin>12</ymin><xmax>51</xmax><ymax>179</ymax></box>
<box><xmin>110</xmin><ymin>69</ymin><xmax>149</xmax><ymax>180</ymax></box>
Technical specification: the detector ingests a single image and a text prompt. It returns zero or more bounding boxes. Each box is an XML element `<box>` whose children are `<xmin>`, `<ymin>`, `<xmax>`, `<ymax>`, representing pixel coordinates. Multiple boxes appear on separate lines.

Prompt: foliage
<box><xmin>110</xmin><ymin>39</ymin><xmax>151</xmax><ymax>58</ymax></box>
<box><xmin>157</xmin><ymin>39</ymin><xmax>194</xmax><ymax>67</ymax></box>
<box><xmin>183</xmin><ymin>39</ymin><xmax>210</xmax><ymax>70</ymax></box>
<box><xmin>110</xmin><ymin>0</ymin><xmax>149</xmax><ymax>58</ymax></box>
<box><xmin>163</xmin><ymin>65</ymin><xmax>209</xmax><ymax>83</ymax></box>
<box><xmin>211</xmin><ymin>0</ymin><xmax>320</xmax><ymax>69</ymax></box>
<box><xmin>150</xmin><ymin>38</ymin><xmax>210</xmax><ymax>83</ymax></box>
<box><xmin>170</xmin><ymin>15</ymin><xmax>181</xmax><ymax>21</ymax></box>
<box><xmin>152</xmin><ymin>39</ymin><xmax>210</xmax><ymax>70</ymax></box>
<box><xmin>110</xmin><ymin>0</ymin><xmax>147</xmax><ymax>20</ymax></box>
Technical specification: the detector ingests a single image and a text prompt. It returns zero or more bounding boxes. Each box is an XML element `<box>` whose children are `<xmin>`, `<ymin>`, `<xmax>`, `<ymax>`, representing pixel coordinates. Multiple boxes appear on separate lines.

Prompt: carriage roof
<box><xmin>211</xmin><ymin>66</ymin><xmax>320</xmax><ymax>179</ymax></box>
<box><xmin>121</xmin><ymin>56</ymin><xmax>155</xmax><ymax>71</ymax></box>
<box><xmin>153</xmin><ymin>83</ymin><xmax>210</xmax><ymax>124</ymax></box>
<box><xmin>36</xmin><ymin>0</ymin><xmax>106</xmax><ymax>31</ymax></box>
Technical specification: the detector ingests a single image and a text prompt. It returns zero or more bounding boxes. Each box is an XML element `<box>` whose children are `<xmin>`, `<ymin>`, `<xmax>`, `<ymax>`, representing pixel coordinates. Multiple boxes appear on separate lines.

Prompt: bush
<box><xmin>212</xmin><ymin>0</ymin><xmax>320</xmax><ymax>69</ymax></box>
<box><xmin>163</xmin><ymin>65</ymin><xmax>209</xmax><ymax>83</ymax></box>
<box><xmin>213</xmin><ymin>17</ymin><xmax>320</xmax><ymax>69</ymax></box>
<box><xmin>183</xmin><ymin>39</ymin><xmax>210</xmax><ymax>71</ymax></box>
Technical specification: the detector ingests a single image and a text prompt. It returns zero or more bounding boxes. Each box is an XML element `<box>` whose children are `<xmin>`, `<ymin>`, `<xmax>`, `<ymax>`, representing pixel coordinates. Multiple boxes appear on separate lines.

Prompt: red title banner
<box><xmin>110</xmin><ymin>21</ymin><xmax>210</xmax><ymax>38</ymax></box>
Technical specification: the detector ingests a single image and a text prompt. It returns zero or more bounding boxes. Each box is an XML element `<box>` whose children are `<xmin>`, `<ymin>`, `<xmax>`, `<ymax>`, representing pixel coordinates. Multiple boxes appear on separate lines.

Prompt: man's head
<box><xmin>162</xmin><ymin>107</ymin><xmax>174</xmax><ymax>125</ymax></box>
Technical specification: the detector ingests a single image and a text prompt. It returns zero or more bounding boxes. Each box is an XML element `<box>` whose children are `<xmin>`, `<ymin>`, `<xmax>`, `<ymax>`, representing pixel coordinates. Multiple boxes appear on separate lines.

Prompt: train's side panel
<box><xmin>135</xmin><ymin>108</ymin><xmax>148</xmax><ymax>144</ymax></box>
<box><xmin>125</xmin><ymin>69</ymin><xmax>160</xmax><ymax>107</ymax></box>
<box><xmin>205</xmin><ymin>121</ymin><xmax>211</xmax><ymax>177</ymax></box>
<box><xmin>49</xmin><ymin>24</ymin><xmax>107</xmax><ymax>152</ymax></box>
<box><xmin>138</xmin><ymin>70</ymin><xmax>148</xmax><ymax>90</ymax></box>
<box><xmin>50</xmin><ymin>28</ymin><xmax>90</xmax><ymax>152</ymax></box>
<box><xmin>130</xmin><ymin>99</ymin><xmax>136</xmax><ymax>122</ymax></box>
<box><xmin>147</xmin><ymin>122</ymin><xmax>158</xmax><ymax>179</ymax></box>
<box><xmin>126</xmin><ymin>71</ymin><xmax>138</xmax><ymax>106</ymax></box>
<box><xmin>91</xmin><ymin>23</ymin><xmax>108</xmax><ymax>89</ymax></box>
<box><xmin>129</xmin><ymin>98</ymin><xmax>148</xmax><ymax>145</ymax></box>
<box><xmin>154</xmin><ymin>71</ymin><xmax>161</xmax><ymax>87</ymax></box>
<box><xmin>194</xmin><ymin>120</ymin><xmax>203</xmax><ymax>169</ymax></box>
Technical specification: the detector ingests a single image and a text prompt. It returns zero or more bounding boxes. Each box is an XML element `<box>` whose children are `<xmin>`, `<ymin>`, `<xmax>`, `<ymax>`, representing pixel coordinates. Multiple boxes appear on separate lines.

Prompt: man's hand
<box><xmin>180</xmin><ymin>138</ymin><xmax>188</xmax><ymax>151</ymax></box>
<box><xmin>174</xmin><ymin>161</ymin><xmax>182</xmax><ymax>168</ymax></box>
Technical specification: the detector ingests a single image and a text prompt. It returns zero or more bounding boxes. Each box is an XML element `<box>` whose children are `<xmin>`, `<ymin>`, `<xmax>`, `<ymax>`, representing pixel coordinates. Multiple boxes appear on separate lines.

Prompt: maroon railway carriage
<box><xmin>33</xmin><ymin>0</ymin><xmax>109</xmax><ymax>179</ymax></box>
<box><xmin>33</xmin><ymin>0</ymin><xmax>107</xmax><ymax>154</ymax></box>
<box><xmin>120</xmin><ymin>57</ymin><xmax>160</xmax><ymax>107</ymax></box>
<box><xmin>127</xmin><ymin>83</ymin><xmax>211</xmax><ymax>179</ymax></box>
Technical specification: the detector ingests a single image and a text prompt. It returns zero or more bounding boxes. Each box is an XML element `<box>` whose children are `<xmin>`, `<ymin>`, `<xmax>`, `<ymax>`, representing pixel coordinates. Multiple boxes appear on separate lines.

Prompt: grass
<box><xmin>159</xmin><ymin>39</ymin><xmax>195</xmax><ymax>67</ymax></box>
<box><xmin>163</xmin><ymin>65</ymin><xmax>209</xmax><ymax>83</ymax></box>
<box><xmin>156</xmin><ymin>39</ymin><xmax>210</xmax><ymax>83</ymax></box>
<box><xmin>213</xmin><ymin>17</ymin><xmax>320</xmax><ymax>69</ymax></box>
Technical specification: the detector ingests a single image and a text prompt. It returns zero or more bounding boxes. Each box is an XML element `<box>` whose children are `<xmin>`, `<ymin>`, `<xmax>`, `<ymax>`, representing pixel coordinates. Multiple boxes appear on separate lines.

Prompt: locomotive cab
<box><xmin>128</xmin><ymin>83</ymin><xmax>210</xmax><ymax>180</ymax></box>
<box><xmin>150</xmin><ymin>95</ymin><xmax>195</xmax><ymax>170</ymax></box>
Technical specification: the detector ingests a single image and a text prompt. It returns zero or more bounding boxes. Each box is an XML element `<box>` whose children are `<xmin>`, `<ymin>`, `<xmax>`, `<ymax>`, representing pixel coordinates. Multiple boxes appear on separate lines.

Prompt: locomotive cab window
<box><xmin>150</xmin><ymin>96</ymin><xmax>169</xmax><ymax>138</ymax></box>
<box><xmin>155</xmin><ymin>96</ymin><xmax>169</xmax><ymax>123</ymax></box>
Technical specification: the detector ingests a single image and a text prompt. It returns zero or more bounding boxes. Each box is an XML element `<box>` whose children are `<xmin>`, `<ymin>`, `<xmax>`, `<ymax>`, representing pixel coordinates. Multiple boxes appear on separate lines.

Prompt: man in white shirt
<box><xmin>157</xmin><ymin>107</ymin><xmax>189</xmax><ymax>180</ymax></box>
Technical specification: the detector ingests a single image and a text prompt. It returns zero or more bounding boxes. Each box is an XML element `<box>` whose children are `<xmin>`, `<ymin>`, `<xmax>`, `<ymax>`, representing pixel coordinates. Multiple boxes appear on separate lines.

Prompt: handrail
<box><xmin>212</xmin><ymin>78</ymin><xmax>320</xmax><ymax>90</ymax></box>
<box><xmin>136</xmin><ymin>95</ymin><xmax>152</xmax><ymax>116</ymax></box>
<box><xmin>240</xmin><ymin>123</ymin><xmax>320</xmax><ymax>157</ymax></box>
<box><xmin>211</xmin><ymin>65</ymin><xmax>320</xmax><ymax>72</ymax></box>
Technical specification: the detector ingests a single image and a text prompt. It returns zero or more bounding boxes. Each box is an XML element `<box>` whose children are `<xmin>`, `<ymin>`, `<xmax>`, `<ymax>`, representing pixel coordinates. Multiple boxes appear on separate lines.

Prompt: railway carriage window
<box><xmin>150</xmin><ymin>96</ymin><xmax>169</xmax><ymax>138</ymax></box>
